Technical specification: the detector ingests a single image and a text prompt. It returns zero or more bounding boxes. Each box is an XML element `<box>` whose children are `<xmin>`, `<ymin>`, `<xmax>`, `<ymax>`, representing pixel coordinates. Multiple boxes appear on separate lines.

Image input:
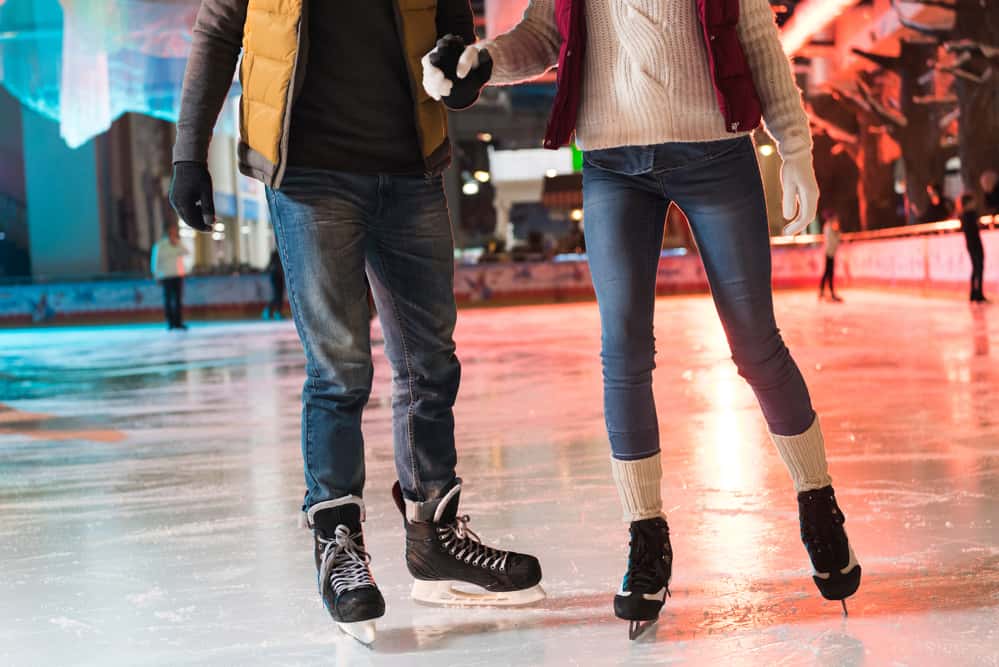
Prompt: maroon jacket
<box><xmin>543</xmin><ymin>0</ymin><xmax>764</xmax><ymax>149</ymax></box>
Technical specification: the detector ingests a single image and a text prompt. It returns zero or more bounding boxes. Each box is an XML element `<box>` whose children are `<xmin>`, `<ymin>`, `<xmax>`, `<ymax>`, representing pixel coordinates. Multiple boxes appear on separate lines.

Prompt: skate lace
<box><xmin>624</xmin><ymin>523</ymin><xmax>670</xmax><ymax>593</ymax></box>
<box><xmin>438</xmin><ymin>515</ymin><xmax>509</xmax><ymax>572</ymax></box>
<box><xmin>802</xmin><ymin>514</ymin><xmax>843</xmax><ymax>552</ymax></box>
<box><xmin>318</xmin><ymin>525</ymin><xmax>375</xmax><ymax>596</ymax></box>
<box><xmin>800</xmin><ymin>497</ymin><xmax>845</xmax><ymax>552</ymax></box>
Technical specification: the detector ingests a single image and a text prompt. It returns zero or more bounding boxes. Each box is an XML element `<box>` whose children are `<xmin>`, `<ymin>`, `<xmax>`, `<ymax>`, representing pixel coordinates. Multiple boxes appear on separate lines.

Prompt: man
<box><xmin>819</xmin><ymin>210</ymin><xmax>843</xmax><ymax>302</ymax></box>
<box><xmin>150</xmin><ymin>222</ymin><xmax>189</xmax><ymax>331</ymax></box>
<box><xmin>262</xmin><ymin>248</ymin><xmax>284</xmax><ymax>320</ymax></box>
<box><xmin>169</xmin><ymin>0</ymin><xmax>543</xmax><ymax>645</ymax></box>
<box><xmin>959</xmin><ymin>193</ymin><xmax>988</xmax><ymax>303</ymax></box>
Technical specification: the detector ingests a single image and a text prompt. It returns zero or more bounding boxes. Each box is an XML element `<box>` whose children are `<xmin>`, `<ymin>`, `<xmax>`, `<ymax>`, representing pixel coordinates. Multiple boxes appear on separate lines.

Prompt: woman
<box><xmin>819</xmin><ymin>210</ymin><xmax>843</xmax><ymax>302</ymax></box>
<box><xmin>424</xmin><ymin>0</ymin><xmax>860</xmax><ymax>636</ymax></box>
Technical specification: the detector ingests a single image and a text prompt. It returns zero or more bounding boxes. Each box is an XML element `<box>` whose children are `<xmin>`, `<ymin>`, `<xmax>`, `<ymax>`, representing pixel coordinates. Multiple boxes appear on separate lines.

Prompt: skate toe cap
<box><xmin>614</xmin><ymin>593</ymin><xmax>664</xmax><ymax>621</ymax></box>
<box><xmin>507</xmin><ymin>553</ymin><xmax>543</xmax><ymax>588</ymax></box>
<box><xmin>814</xmin><ymin>564</ymin><xmax>862</xmax><ymax>601</ymax></box>
<box><xmin>333</xmin><ymin>587</ymin><xmax>386</xmax><ymax>622</ymax></box>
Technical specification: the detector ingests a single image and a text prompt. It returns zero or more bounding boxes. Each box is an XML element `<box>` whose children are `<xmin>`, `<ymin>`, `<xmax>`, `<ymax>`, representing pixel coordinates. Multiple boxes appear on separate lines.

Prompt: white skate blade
<box><xmin>411</xmin><ymin>579</ymin><xmax>546</xmax><ymax>607</ymax></box>
<box><xmin>337</xmin><ymin>620</ymin><xmax>376</xmax><ymax>645</ymax></box>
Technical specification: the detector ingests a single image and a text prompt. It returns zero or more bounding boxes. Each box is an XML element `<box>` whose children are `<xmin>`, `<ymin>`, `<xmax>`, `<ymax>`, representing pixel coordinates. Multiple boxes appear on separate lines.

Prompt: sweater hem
<box><xmin>575</xmin><ymin>123</ymin><xmax>753</xmax><ymax>152</ymax></box>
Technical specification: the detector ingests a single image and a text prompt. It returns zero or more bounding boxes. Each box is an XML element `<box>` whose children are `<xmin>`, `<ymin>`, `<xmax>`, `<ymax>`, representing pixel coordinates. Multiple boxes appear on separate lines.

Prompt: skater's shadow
<box><xmin>373</xmin><ymin>557</ymin><xmax>999</xmax><ymax>654</ymax></box>
<box><xmin>374</xmin><ymin>618</ymin><xmax>547</xmax><ymax>654</ymax></box>
<box><xmin>373</xmin><ymin>595</ymin><xmax>615</xmax><ymax>654</ymax></box>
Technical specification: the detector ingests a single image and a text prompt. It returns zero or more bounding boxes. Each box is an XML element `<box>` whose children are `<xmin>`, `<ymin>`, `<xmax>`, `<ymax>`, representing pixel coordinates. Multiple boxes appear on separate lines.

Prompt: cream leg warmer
<box><xmin>610</xmin><ymin>452</ymin><xmax>664</xmax><ymax>523</ymax></box>
<box><xmin>770</xmin><ymin>416</ymin><xmax>833</xmax><ymax>492</ymax></box>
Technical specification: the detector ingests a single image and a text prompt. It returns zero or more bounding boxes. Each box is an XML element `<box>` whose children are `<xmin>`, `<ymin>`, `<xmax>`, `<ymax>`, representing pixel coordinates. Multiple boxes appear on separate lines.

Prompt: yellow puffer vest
<box><xmin>237</xmin><ymin>0</ymin><xmax>449</xmax><ymax>187</ymax></box>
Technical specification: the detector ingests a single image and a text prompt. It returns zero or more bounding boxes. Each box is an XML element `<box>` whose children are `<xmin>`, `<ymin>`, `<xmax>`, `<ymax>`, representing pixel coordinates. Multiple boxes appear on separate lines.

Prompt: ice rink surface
<box><xmin>1</xmin><ymin>290</ymin><xmax>997</xmax><ymax>666</ymax></box>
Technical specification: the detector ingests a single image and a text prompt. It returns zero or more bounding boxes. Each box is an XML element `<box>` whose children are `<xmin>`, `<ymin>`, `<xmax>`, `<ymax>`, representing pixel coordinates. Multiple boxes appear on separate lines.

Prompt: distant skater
<box><xmin>819</xmin><ymin>210</ymin><xmax>843</xmax><ymax>302</ymax></box>
<box><xmin>263</xmin><ymin>249</ymin><xmax>285</xmax><ymax>320</ymax></box>
<box><xmin>151</xmin><ymin>222</ymin><xmax>190</xmax><ymax>331</ymax></box>
<box><xmin>919</xmin><ymin>182</ymin><xmax>955</xmax><ymax>224</ymax></box>
<box><xmin>959</xmin><ymin>193</ymin><xmax>988</xmax><ymax>304</ymax></box>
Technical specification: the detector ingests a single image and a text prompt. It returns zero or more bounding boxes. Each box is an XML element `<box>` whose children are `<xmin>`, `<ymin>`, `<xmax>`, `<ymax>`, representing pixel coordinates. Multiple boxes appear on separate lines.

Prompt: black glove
<box><xmin>430</xmin><ymin>34</ymin><xmax>493</xmax><ymax>110</ymax></box>
<box><xmin>169</xmin><ymin>161</ymin><xmax>216</xmax><ymax>232</ymax></box>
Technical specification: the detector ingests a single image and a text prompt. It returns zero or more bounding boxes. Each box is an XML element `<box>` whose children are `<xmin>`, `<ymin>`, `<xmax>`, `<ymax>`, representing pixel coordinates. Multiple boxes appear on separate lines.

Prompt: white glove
<box><xmin>421</xmin><ymin>44</ymin><xmax>483</xmax><ymax>101</ymax></box>
<box><xmin>455</xmin><ymin>44</ymin><xmax>484</xmax><ymax>79</ymax></box>
<box><xmin>421</xmin><ymin>50</ymin><xmax>452</xmax><ymax>100</ymax></box>
<box><xmin>780</xmin><ymin>153</ymin><xmax>819</xmax><ymax>236</ymax></box>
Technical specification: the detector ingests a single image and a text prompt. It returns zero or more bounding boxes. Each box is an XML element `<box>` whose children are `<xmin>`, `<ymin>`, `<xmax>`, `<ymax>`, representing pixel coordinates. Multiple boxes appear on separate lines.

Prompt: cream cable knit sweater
<box><xmin>481</xmin><ymin>0</ymin><xmax>812</xmax><ymax>161</ymax></box>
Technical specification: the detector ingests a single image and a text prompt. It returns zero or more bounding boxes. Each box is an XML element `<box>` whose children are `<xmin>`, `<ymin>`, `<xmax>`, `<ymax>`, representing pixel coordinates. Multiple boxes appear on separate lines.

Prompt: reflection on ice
<box><xmin>0</xmin><ymin>292</ymin><xmax>997</xmax><ymax>665</ymax></box>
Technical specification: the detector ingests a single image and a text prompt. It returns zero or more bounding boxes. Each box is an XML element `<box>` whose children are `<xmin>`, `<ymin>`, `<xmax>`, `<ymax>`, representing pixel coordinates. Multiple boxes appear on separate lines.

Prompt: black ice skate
<box><xmin>308</xmin><ymin>496</ymin><xmax>385</xmax><ymax>644</ymax></box>
<box><xmin>798</xmin><ymin>485</ymin><xmax>861</xmax><ymax>614</ymax></box>
<box><xmin>392</xmin><ymin>481</ymin><xmax>545</xmax><ymax>606</ymax></box>
<box><xmin>614</xmin><ymin>516</ymin><xmax>672</xmax><ymax>640</ymax></box>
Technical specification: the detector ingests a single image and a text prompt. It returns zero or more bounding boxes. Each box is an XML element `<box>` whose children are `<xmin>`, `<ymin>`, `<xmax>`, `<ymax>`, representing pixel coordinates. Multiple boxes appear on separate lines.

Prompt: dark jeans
<box><xmin>968</xmin><ymin>242</ymin><xmax>985</xmax><ymax>300</ymax></box>
<box><xmin>266</xmin><ymin>167</ymin><xmax>460</xmax><ymax>512</ymax></box>
<box><xmin>160</xmin><ymin>277</ymin><xmax>184</xmax><ymax>329</ymax></box>
<box><xmin>820</xmin><ymin>256</ymin><xmax>836</xmax><ymax>295</ymax></box>
<box><xmin>582</xmin><ymin>136</ymin><xmax>815</xmax><ymax>461</ymax></box>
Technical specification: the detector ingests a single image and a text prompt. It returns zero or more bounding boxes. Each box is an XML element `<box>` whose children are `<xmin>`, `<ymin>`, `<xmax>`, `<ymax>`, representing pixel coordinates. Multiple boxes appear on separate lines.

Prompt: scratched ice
<box><xmin>1</xmin><ymin>290</ymin><xmax>997</xmax><ymax>665</ymax></box>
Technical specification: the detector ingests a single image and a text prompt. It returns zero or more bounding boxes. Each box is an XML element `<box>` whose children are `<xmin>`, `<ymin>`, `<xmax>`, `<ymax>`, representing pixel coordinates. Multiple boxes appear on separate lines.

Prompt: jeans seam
<box><xmin>652</xmin><ymin>136</ymin><xmax>749</xmax><ymax>176</ymax></box>
<box><xmin>267</xmin><ymin>187</ymin><xmax>322</xmax><ymax>505</ymax></box>
<box><xmin>582</xmin><ymin>155</ymin><xmax>653</xmax><ymax>178</ymax></box>
<box><xmin>368</xmin><ymin>238</ymin><xmax>423</xmax><ymax>501</ymax></box>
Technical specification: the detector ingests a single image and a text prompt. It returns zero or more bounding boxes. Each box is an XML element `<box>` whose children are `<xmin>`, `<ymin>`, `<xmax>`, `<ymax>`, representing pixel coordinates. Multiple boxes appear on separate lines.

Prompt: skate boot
<box><xmin>392</xmin><ymin>481</ymin><xmax>545</xmax><ymax>606</ymax></box>
<box><xmin>798</xmin><ymin>485</ymin><xmax>861</xmax><ymax>614</ymax></box>
<box><xmin>308</xmin><ymin>496</ymin><xmax>385</xmax><ymax>644</ymax></box>
<box><xmin>614</xmin><ymin>516</ymin><xmax>672</xmax><ymax>640</ymax></box>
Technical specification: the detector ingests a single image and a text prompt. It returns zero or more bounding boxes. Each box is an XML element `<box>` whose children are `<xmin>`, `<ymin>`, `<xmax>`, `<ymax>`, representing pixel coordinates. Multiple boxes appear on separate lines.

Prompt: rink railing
<box><xmin>1</xmin><ymin>222</ymin><xmax>997</xmax><ymax>324</ymax></box>
<box><xmin>771</xmin><ymin>215</ymin><xmax>998</xmax><ymax>247</ymax></box>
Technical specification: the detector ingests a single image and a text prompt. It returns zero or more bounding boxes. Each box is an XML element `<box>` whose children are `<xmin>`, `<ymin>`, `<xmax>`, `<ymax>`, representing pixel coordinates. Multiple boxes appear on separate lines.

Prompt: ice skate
<box><xmin>798</xmin><ymin>486</ymin><xmax>861</xmax><ymax>614</ymax></box>
<box><xmin>308</xmin><ymin>497</ymin><xmax>385</xmax><ymax>644</ymax></box>
<box><xmin>614</xmin><ymin>516</ymin><xmax>672</xmax><ymax>640</ymax></box>
<box><xmin>392</xmin><ymin>481</ymin><xmax>545</xmax><ymax>606</ymax></box>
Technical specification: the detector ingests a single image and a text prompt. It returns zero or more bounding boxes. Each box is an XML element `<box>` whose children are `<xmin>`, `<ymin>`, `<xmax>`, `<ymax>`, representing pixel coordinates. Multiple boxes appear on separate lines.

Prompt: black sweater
<box><xmin>287</xmin><ymin>0</ymin><xmax>474</xmax><ymax>174</ymax></box>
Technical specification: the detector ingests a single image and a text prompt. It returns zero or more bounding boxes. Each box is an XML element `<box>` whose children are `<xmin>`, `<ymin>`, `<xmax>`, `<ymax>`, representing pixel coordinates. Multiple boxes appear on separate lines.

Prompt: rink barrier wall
<box><xmin>1</xmin><ymin>229</ymin><xmax>996</xmax><ymax>325</ymax></box>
